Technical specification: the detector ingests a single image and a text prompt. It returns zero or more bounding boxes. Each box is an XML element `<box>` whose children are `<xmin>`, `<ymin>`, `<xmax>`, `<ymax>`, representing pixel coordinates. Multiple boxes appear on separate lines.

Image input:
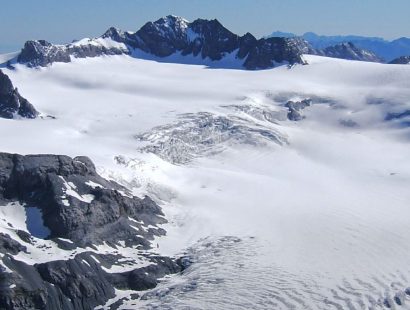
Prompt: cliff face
<box><xmin>0</xmin><ymin>70</ymin><xmax>38</xmax><ymax>119</ymax></box>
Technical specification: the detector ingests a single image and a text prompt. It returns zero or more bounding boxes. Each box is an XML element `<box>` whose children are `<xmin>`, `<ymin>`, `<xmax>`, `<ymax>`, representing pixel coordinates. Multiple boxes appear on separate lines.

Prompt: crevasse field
<box><xmin>2</xmin><ymin>54</ymin><xmax>410</xmax><ymax>309</ymax></box>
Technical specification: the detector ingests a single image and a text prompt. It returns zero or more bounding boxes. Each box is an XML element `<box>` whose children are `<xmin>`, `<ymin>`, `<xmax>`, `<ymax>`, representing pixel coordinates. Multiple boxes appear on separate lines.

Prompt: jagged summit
<box><xmin>14</xmin><ymin>16</ymin><xmax>312</xmax><ymax>69</ymax></box>
<box><xmin>12</xmin><ymin>15</ymin><xmax>382</xmax><ymax>69</ymax></box>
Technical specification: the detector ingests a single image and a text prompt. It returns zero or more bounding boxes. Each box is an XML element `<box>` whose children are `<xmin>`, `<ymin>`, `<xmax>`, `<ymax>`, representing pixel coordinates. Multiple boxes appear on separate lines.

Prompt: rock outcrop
<box><xmin>285</xmin><ymin>99</ymin><xmax>312</xmax><ymax>121</ymax></box>
<box><xmin>0</xmin><ymin>70</ymin><xmax>38</xmax><ymax>119</ymax></box>
<box><xmin>17</xmin><ymin>39</ymin><xmax>128</xmax><ymax>68</ymax></box>
<box><xmin>0</xmin><ymin>153</ymin><xmax>185</xmax><ymax>310</ymax></box>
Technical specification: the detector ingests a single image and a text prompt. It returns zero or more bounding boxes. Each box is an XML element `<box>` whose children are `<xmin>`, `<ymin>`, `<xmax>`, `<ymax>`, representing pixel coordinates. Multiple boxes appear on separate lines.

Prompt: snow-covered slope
<box><xmin>1</xmin><ymin>53</ymin><xmax>410</xmax><ymax>309</ymax></box>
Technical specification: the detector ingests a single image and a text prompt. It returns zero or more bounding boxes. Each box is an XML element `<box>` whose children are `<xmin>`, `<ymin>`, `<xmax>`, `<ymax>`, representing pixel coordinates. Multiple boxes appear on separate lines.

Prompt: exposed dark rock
<box><xmin>243</xmin><ymin>37</ymin><xmax>312</xmax><ymax>70</ymax></box>
<box><xmin>108</xmin><ymin>255</ymin><xmax>183</xmax><ymax>291</ymax></box>
<box><xmin>17</xmin><ymin>40</ymin><xmax>71</xmax><ymax>67</ymax></box>
<box><xmin>17</xmin><ymin>15</ymin><xmax>311</xmax><ymax>69</ymax></box>
<box><xmin>320</xmin><ymin>42</ymin><xmax>382</xmax><ymax>62</ymax></box>
<box><xmin>183</xmin><ymin>18</ymin><xmax>239</xmax><ymax>60</ymax></box>
<box><xmin>0</xmin><ymin>153</ymin><xmax>165</xmax><ymax>247</ymax></box>
<box><xmin>285</xmin><ymin>99</ymin><xmax>312</xmax><ymax>121</ymax></box>
<box><xmin>17</xmin><ymin>39</ymin><xmax>128</xmax><ymax>68</ymax></box>
<box><xmin>0</xmin><ymin>70</ymin><xmax>38</xmax><ymax>119</ymax></box>
<box><xmin>35</xmin><ymin>253</ymin><xmax>116</xmax><ymax>310</ymax></box>
<box><xmin>15</xmin><ymin>230</ymin><xmax>33</xmax><ymax>244</ymax></box>
<box><xmin>0</xmin><ymin>251</ymin><xmax>184</xmax><ymax>310</ymax></box>
<box><xmin>0</xmin><ymin>233</ymin><xmax>27</xmax><ymax>255</ymax></box>
<box><xmin>0</xmin><ymin>152</ymin><xmax>185</xmax><ymax>310</ymax></box>
<box><xmin>389</xmin><ymin>55</ymin><xmax>410</xmax><ymax>64</ymax></box>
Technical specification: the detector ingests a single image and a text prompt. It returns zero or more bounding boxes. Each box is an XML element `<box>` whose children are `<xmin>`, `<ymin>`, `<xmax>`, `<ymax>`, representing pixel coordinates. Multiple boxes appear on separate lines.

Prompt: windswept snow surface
<box><xmin>1</xmin><ymin>54</ymin><xmax>410</xmax><ymax>309</ymax></box>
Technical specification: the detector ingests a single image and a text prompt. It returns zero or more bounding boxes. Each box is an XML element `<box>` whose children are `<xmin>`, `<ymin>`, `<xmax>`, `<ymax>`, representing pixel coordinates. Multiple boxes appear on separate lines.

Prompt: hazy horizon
<box><xmin>1</xmin><ymin>0</ymin><xmax>409</xmax><ymax>53</ymax></box>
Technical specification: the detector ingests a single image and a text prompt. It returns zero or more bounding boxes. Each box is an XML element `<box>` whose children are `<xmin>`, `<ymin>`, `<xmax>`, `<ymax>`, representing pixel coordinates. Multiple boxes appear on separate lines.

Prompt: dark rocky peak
<box><xmin>243</xmin><ymin>37</ymin><xmax>308</xmax><ymax>70</ymax></box>
<box><xmin>389</xmin><ymin>55</ymin><xmax>410</xmax><ymax>64</ymax></box>
<box><xmin>189</xmin><ymin>18</ymin><xmax>231</xmax><ymax>37</ymax></box>
<box><xmin>237</xmin><ymin>32</ymin><xmax>258</xmax><ymax>59</ymax></box>
<box><xmin>153</xmin><ymin>15</ymin><xmax>189</xmax><ymax>35</ymax></box>
<box><xmin>138</xmin><ymin>15</ymin><xmax>189</xmax><ymax>41</ymax></box>
<box><xmin>18</xmin><ymin>37</ymin><xmax>128</xmax><ymax>67</ymax></box>
<box><xmin>101</xmin><ymin>26</ymin><xmax>126</xmax><ymax>42</ymax></box>
<box><xmin>186</xmin><ymin>18</ymin><xmax>240</xmax><ymax>60</ymax></box>
<box><xmin>240</xmin><ymin>32</ymin><xmax>257</xmax><ymax>43</ymax></box>
<box><xmin>133</xmin><ymin>16</ymin><xmax>241</xmax><ymax>60</ymax></box>
<box><xmin>321</xmin><ymin>41</ymin><xmax>382</xmax><ymax>62</ymax></box>
<box><xmin>0</xmin><ymin>69</ymin><xmax>38</xmax><ymax>119</ymax></box>
<box><xmin>18</xmin><ymin>40</ymin><xmax>70</xmax><ymax>67</ymax></box>
<box><xmin>134</xmin><ymin>15</ymin><xmax>190</xmax><ymax>56</ymax></box>
<box><xmin>286</xmin><ymin>37</ymin><xmax>318</xmax><ymax>55</ymax></box>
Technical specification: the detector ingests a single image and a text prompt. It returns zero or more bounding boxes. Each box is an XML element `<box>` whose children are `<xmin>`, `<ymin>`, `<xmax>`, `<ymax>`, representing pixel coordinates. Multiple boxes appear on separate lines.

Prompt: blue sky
<box><xmin>1</xmin><ymin>0</ymin><xmax>409</xmax><ymax>53</ymax></box>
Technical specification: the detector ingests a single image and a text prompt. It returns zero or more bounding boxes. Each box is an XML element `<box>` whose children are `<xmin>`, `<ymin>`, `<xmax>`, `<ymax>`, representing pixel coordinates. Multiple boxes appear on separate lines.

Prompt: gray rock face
<box><xmin>285</xmin><ymin>99</ymin><xmax>312</xmax><ymax>121</ymax></box>
<box><xmin>243</xmin><ymin>37</ymin><xmax>313</xmax><ymax>69</ymax></box>
<box><xmin>1</xmin><ymin>251</ymin><xmax>183</xmax><ymax>310</ymax></box>
<box><xmin>17</xmin><ymin>39</ymin><xmax>128</xmax><ymax>68</ymax></box>
<box><xmin>0</xmin><ymin>153</ymin><xmax>185</xmax><ymax>310</ymax></box>
<box><xmin>320</xmin><ymin>42</ymin><xmax>382</xmax><ymax>62</ymax></box>
<box><xmin>17</xmin><ymin>40</ymin><xmax>71</xmax><ymax>67</ymax></box>
<box><xmin>17</xmin><ymin>15</ymin><xmax>310</xmax><ymax>69</ymax></box>
<box><xmin>0</xmin><ymin>70</ymin><xmax>38</xmax><ymax>119</ymax></box>
<box><xmin>0</xmin><ymin>153</ymin><xmax>165</xmax><ymax>247</ymax></box>
<box><xmin>389</xmin><ymin>56</ymin><xmax>410</xmax><ymax>64</ymax></box>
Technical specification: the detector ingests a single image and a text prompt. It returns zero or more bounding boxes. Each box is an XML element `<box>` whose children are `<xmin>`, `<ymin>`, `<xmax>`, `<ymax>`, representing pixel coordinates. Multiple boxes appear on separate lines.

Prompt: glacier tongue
<box><xmin>136</xmin><ymin>110</ymin><xmax>287</xmax><ymax>164</ymax></box>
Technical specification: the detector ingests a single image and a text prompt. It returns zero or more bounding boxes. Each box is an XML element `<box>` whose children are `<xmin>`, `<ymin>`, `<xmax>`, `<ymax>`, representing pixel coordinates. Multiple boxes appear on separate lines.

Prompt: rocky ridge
<box><xmin>14</xmin><ymin>16</ymin><xmax>318</xmax><ymax>69</ymax></box>
<box><xmin>12</xmin><ymin>15</ymin><xmax>385</xmax><ymax>69</ymax></box>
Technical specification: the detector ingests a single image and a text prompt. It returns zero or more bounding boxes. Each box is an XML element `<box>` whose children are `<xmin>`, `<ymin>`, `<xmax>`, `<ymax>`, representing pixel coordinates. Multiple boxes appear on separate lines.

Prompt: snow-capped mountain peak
<box><xmin>11</xmin><ymin>16</ymin><xmax>315</xmax><ymax>69</ymax></box>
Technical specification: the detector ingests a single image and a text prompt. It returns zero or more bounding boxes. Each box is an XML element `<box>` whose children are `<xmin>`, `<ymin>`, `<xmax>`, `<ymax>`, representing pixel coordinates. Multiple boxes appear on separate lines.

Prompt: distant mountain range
<box><xmin>267</xmin><ymin>31</ymin><xmax>410</xmax><ymax>62</ymax></box>
<box><xmin>1</xmin><ymin>16</ymin><xmax>408</xmax><ymax>70</ymax></box>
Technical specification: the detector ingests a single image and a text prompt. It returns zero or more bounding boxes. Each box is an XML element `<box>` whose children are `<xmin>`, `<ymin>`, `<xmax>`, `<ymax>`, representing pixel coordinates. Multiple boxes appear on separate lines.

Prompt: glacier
<box><xmin>1</xmin><ymin>53</ymin><xmax>410</xmax><ymax>309</ymax></box>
